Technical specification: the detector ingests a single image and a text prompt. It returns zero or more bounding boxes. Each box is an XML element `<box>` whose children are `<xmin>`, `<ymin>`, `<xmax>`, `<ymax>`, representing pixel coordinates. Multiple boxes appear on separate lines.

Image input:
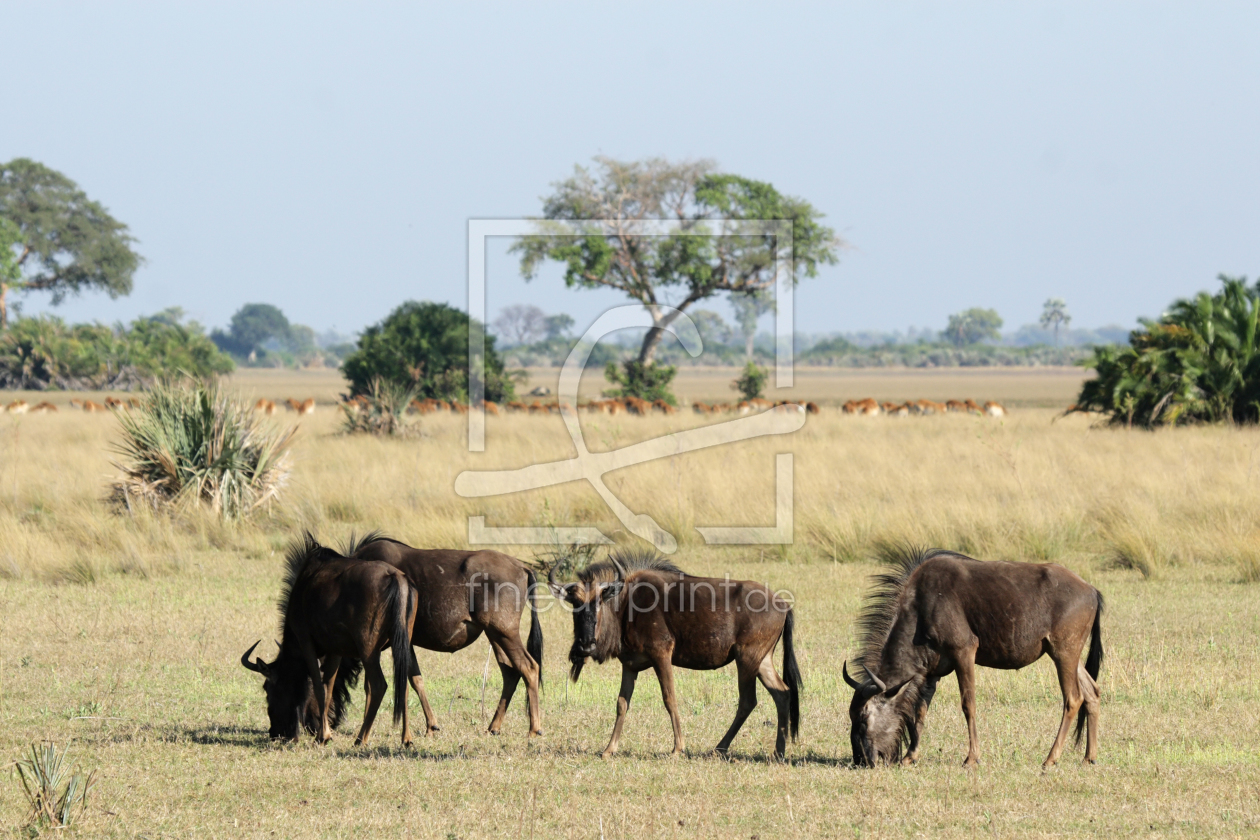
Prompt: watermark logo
<box><xmin>458</xmin><ymin>219</ymin><xmax>801</xmax><ymax>553</ymax></box>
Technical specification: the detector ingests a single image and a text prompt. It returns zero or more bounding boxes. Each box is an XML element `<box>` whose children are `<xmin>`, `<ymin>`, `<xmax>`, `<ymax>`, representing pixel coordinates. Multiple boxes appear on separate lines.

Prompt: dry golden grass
<box><xmin>1</xmin><ymin>377</ymin><xmax>1258</xmax><ymax>837</ymax></box>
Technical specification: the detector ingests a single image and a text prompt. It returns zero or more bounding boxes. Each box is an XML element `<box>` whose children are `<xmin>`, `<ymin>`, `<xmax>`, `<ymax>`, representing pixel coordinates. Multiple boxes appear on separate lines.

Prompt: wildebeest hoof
<box><xmin>600</xmin><ymin>751</ymin><xmax>614</xmax><ymax>760</ymax></box>
<box><xmin>530</xmin><ymin>729</ymin><xmax>543</xmax><ymax>737</ymax></box>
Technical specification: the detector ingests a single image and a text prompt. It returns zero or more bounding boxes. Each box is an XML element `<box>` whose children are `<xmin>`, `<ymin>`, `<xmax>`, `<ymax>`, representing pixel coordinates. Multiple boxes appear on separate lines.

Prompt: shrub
<box><xmin>732</xmin><ymin>361</ymin><xmax>768</xmax><ymax>401</ymax></box>
<box><xmin>1072</xmin><ymin>276</ymin><xmax>1260</xmax><ymax>427</ymax></box>
<box><xmin>341</xmin><ymin>301</ymin><xmax>516</xmax><ymax>402</ymax></box>
<box><xmin>340</xmin><ymin>378</ymin><xmax>418</xmax><ymax>436</ymax></box>
<box><xmin>602</xmin><ymin>359</ymin><xmax>678</xmax><ymax>405</ymax></box>
<box><xmin>111</xmin><ymin>380</ymin><xmax>295</xmax><ymax>520</ymax></box>
<box><xmin>15</xmin><ymin>742</ymin><xmax>96</xmax><ymax>830</ymax></box>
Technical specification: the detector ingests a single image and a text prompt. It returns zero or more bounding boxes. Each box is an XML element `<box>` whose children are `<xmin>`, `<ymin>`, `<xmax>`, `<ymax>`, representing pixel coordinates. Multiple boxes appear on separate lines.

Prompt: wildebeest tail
<box><xmin>389</xmin><ymin>574</ymin><xmax>415</xmax><ymax>726</ymax></box>
<box><xmin>1075</xmin><ymin>590</ymin><xmax>1104</xmax><ymax>745</ymax></box>
<box><xmin>328</xmin><ymin>658</ymin><xmax>362</xmax><ymax>730</ymax></box>
<box><xmin>526</xmin><ymin>569</ymin><xmax>544</xmax><ymax>688</ymax></box>
<box><xmin>782</xmin><ymin>607</ymin><xmax>802</xmax><ymax>741</ymax></box>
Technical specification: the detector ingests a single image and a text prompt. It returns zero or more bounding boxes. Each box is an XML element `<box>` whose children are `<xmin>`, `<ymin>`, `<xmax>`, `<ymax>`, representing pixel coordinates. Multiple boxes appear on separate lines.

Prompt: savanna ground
<box><xmin>1</xmin><ymin>367</ymin><xmax>1258</xmax><ymax>837</ymax></box>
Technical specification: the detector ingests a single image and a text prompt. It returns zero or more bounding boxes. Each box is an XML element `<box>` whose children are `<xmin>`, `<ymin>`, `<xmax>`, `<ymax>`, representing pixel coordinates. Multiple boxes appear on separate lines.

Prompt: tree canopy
<box><xmin>942</xmin><ymin>308</ymin><xmax>1003</xmax><ymax>346</ymax></box>
<box><xmin>211</xmin><ymin>303</ymin><xmax>291</xmax><ymax>358</ymax></box>
<box><xmin>0</xmin><ymin>158</ymin><xmax>142</xmax><ymax>327</ymax></box>
<box><xmin>1072</xmin><ymin>276</ymin><xmax>1260</xmax><ymax>427</ymax></box>
<box><xmin>341</xmin><ymin>300</ymin><xmax>516</xmax><ymax>403</ymax></box>
<box><xmin>512</xmin><ymin>157</ymin><xmax>841</xmax><ymax>366</ymax></box>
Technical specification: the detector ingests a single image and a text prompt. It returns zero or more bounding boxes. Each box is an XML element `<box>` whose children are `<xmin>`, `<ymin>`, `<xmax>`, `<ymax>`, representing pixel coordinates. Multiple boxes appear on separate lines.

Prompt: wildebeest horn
<box><xmin>863</xmin><ymin>665</ymin><xmax>887</xmax><ymax>693</ymax></box>
<box><xmin>842</xmin><ymin>660</ymin><xmax>863</xmax><ymax>690</ymax></box>
<box><xmin>548</xmin><ymin>563</ymin><xmax>560</xmax><ymax>587</ymax></box>
<box><xmin>240</xmin><ymin>640</ymin><xmax>268</xmax><ymax>674</ymax></box>
<box><xmin>609</xmin><ymin>553</ymin><xmax>627</xmax><ymax>580</ymax></box>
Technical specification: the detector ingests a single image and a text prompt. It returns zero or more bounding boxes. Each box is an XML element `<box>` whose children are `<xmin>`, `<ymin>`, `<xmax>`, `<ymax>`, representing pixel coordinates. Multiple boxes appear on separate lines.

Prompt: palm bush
<box><xmin>339</xmin><ymin>377</ymin><xmax>418</xmax><ymax>436</ymax></box>
<box><xmin>15</xmin><ymin>742</ymin><xmax>96</xmax><ymax>829</ymax></box>
<box><xmin>111</xmin><ymin>380</ymin><xmax>296</xmax><ymax>519</ymax></box>
<box><xmin>1072</xmin><ymin>276</ymin><xmax>1260</xmax><ymax>427</ymax></box>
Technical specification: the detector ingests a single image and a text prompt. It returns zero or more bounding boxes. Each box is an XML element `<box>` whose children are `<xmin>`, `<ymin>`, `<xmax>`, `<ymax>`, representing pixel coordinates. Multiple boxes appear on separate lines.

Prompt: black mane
<box><xmin>278</xmin><ymin>532</ymin><xmax>344</xmax><ymax>622</ymax></box>
<box><xmin>338</xmin><ymin>530</ymin><xmax>407</xmax><ymax>557</ymax></box>
<box><xmin>855</xmin><ymin>544</ymin><xmax>972</xmax><ymax>670</ymax></box>
<box><xmin>577</xmin><ymin>547</ymin><xmax>684</xmax><ymax>585</ymax></box>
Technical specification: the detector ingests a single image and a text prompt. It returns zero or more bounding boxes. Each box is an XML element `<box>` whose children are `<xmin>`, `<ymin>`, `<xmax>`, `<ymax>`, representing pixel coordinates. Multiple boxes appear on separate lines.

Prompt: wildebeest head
<box><xmin>548</xmin><ymin>562</ymin><xmax>623</xmax><ymax>681</ymax></box>
<box><xmin>844</xmin><ymin>660</ymin><xmax>911</xmax><ymax>766</ymax></box>
<box><xmin>241</xmin><ymin>640</ymin><xmax>304</xmax><ymax>741</ymax></box>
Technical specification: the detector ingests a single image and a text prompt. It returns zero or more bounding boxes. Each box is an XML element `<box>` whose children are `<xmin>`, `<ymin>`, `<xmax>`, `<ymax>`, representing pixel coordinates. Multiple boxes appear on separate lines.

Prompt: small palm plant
<box><xmin>111</xmin><ymin>379</ymin><xmax>296</xmax><ymax>519</ymax></box>
<box><xmin>14</xmin><ymin>742</ymin><xmax>96</xmax><ymax>830</ymax></box>
<box><xmin>339</xmin><ymin>377</ymin><xmax>419</xmax><ymax>436</ymax></box>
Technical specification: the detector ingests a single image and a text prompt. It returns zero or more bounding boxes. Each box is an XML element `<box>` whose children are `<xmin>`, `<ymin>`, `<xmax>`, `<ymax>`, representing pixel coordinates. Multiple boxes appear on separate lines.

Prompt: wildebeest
<box><xmin>240</xmin><ymin>533</ymin><xmax>419</xmax><ymax>745</ymax></box>
<box><xmin>844</xmin><ymin>546</ymin><xmax>1103</xmax><ymax>768</ymax></box>
<box><xmin>549</xmin><ymin>549</ymin><xmax>801</xmax><ymax>760</ymax></box>
<box><xmin>317</xmin><ymin>534</ymin><xmax>545</xmax><ymax>738</ymax></box>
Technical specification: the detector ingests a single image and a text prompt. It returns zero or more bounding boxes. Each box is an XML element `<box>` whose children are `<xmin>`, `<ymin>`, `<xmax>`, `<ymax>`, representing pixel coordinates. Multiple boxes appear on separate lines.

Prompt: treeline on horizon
<box><xmin>4</xmin><ymin>155</ymin><xmax>1259</xmax><ymax>426</ymax></box>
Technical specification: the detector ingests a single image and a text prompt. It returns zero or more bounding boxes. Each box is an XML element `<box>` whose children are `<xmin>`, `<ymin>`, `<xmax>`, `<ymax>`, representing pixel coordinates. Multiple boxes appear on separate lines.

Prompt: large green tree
<box><xmin>0</xmin><ymin>158</ymin><xmax>142</xmax><ymax>328</ymax></box>
<box><xmin>211</xmin><ymin>303</ymin><xmax>292</xmax><ymax>358</ymax></box>
<box><xmin>512</xmin><ymin>157</ymin><xmax>842</xmax><ymax>366</ymax></box>
<box><xmin>341</xmin><ymin>300</ymin><xmax>516</xmax><ymax>403</ymax></box>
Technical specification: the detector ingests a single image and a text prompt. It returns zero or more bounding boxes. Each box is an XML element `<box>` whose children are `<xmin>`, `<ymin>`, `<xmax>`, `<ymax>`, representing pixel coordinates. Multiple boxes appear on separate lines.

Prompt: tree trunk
<box><xmin>638</xmin><ymin>324</ymin><xmax>666</xmax><ymax>364</ymax></box>
<box><xmin>745</xmin><ymin>331</ymin><xmax>754</xmax><ymax>360</ymax></box>
<box><xmin>0</xmin><ymin>282</ymin><xmax>7</xmax><ymax>330</ymax></box>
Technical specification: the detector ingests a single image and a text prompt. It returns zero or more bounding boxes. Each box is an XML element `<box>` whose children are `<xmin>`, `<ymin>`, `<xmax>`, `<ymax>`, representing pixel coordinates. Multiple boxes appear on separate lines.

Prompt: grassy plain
<box><xmin>1</xmin><ymin>368</ymin><xmax>1258</xmax><ymax>837</ymax></box>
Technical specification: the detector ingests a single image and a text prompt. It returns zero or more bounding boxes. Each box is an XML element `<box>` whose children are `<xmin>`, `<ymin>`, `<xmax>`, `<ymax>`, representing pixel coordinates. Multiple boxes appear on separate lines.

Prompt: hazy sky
<box><xmin>4</xmin><ymin>2</ymin><xmax>1258</xmax><ymax>338</ymax></box>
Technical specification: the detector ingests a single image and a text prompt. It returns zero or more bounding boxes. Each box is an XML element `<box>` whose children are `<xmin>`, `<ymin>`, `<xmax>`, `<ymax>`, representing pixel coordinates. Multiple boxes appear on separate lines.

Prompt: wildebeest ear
<box><xmin>548</xmin><ymin>581</ymin><xmax>575</xmax><ymax>600</ymax></box>
<box><xmin>599</xmin><ymin>581</ymin><xmax>624</xmax><ymax>602</ymax></box>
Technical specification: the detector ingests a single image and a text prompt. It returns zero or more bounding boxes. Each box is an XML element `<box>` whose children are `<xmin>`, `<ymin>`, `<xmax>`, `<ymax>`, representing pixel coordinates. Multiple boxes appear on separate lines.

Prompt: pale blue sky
<box><xmin>3</xmin><ymin>2</ymin><xmax>1258</xmax><ymax>337</ymax></box>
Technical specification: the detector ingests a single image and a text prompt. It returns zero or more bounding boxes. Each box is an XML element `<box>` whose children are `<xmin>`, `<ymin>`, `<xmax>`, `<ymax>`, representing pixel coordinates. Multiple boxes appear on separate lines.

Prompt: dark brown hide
<box><xmin>553</xmin><ymin>549</ymin><xmax>802</xmax><ymax>760</ymax></box>
<box><xmin>845</xmin><ymin>547</ymin><xmax>1103</xmax><ymax>768</ymax></box>
<box><xmin>241</xmin><ymin>533</ymin><xmax>418</xmax><ymax>746</ymax></box>
<box><xmin>322</xmin><ymin>534</ymin><xmax>544</xmax><ymax>737</ymax></box>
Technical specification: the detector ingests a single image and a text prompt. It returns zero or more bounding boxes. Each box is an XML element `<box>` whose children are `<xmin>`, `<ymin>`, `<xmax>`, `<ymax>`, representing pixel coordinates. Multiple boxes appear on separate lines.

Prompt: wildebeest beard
<box><xmin>567</xmin><ymin>598</ymin><xmax>621</xmax><ymax>682</ymax></box>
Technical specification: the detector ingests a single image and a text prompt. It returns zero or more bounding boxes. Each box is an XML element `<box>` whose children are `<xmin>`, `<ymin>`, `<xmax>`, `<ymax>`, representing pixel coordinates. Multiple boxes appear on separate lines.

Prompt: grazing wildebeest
<box><xmin>843</xmin><ymin>546</ymin><xmax>1103</xmax><ymax>768</ymax></box>
<box><xmin>240</xmin><ymin>533</ymin><xmax>419</xmax><ymax>745</ymax></box>
<box><xmin>550</xmin><ymin>549</ymin><xmax>802</xmax><ymax>760</ymax></box>
<box><xmin>316</xmin><ymin>534</ymin><xmax>544</xmax><ymax>738</ymax></box>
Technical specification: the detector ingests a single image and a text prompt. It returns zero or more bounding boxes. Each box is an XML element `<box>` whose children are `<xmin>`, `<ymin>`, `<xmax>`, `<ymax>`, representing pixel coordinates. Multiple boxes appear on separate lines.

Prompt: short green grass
<box><xmin>2</xmin><ymin>556</ymin><xmax>1257</xmax><ymax>838</ymax></box>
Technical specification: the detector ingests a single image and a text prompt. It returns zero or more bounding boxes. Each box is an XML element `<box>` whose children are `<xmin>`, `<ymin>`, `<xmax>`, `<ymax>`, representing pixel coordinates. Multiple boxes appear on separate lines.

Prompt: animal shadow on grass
<box><xmin>706</xmin><ymin>747</ymin><xmax>850</xmax><ymax>768</ymax></box>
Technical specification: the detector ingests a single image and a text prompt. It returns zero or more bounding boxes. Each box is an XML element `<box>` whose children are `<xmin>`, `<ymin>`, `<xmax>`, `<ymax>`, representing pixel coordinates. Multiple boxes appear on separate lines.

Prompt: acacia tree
<box><xmin>0</xmin><ymin>158</ymin><xmax>142</xmax><ymax>328</ymax></box>
<box><xmin>512</xmin><ymin>157</ymin><xmax>841</xmax><ymax>370</ymax></box>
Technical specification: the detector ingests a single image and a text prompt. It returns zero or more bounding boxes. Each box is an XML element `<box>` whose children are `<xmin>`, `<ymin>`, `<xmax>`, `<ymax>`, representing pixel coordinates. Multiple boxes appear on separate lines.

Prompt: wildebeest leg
<box><xmin>1078</xmin><ymin>663</ymin><xmax>1101</xmax><ymax>764</ymax></box>
<box><xmin>953</xmin><ymin>644</ymin><xmax>980</xmax><ymax>767</ymax></box>
<box><xmin>714</xmin><ymin>666</ymin><xmax>757</xmax><ymax>758</ymax></box>
<box><xmin>601</xmin><ymin>664</ymin><xmax>638</xmax><ymax>759</ymax></box>
<box><xmin>903</xmin><ymin>677</ymin><xmax>938</xmax><ymax>765</ymax></box>
<box><xmin>316</xmin><ymin>654</ymin><xmax>341</xmax><ymax>744</ymax></box>
<box><xmin>653</xmin><ymin>657</ymin><xmax>685</xmax><ymax>757</ymax></box>
<box><xmin>354</xmin><ymin>652</ymin><xmax>387</xmax><ymax>745</ymax></box>
<box><xmin>486</xmin><ymin>637</ymin><xmax>520</xmax><ymax>735</ymax></box>
<box><xmin>1043</xmin><ymin>650</ymin><xmax>1084</xmax><ymax>768</ymax></box>
<box><xmin>756</xmin><ymin>652</ymin><xmax>792</xmax><ymax>761</ymax></box>
<box><xmin>408</xmin><ymin>669</ymin><xmax>440</xmax><ymax>735</ymax></box>
<box><xmin>485</xmin><ymin>627</ymin><xmax>542</xmax><ymax>736</ymax></box>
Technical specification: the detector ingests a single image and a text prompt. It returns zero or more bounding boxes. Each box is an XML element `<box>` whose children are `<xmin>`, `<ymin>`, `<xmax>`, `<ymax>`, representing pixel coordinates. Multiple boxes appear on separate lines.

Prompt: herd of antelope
<box><xmin>3</xmin><ymin>396</ymin><xmax>141</xmax><ymax>414</ymax></box>
<box><xmin>4</xmin><ymin>394</ymin><xmax>1008</xmax><ymax>420</ymax></box>
<box><xmin>242</xmin><ymin>536</ymin><xmax>1102</xmax><ymax>769</ymax></box>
